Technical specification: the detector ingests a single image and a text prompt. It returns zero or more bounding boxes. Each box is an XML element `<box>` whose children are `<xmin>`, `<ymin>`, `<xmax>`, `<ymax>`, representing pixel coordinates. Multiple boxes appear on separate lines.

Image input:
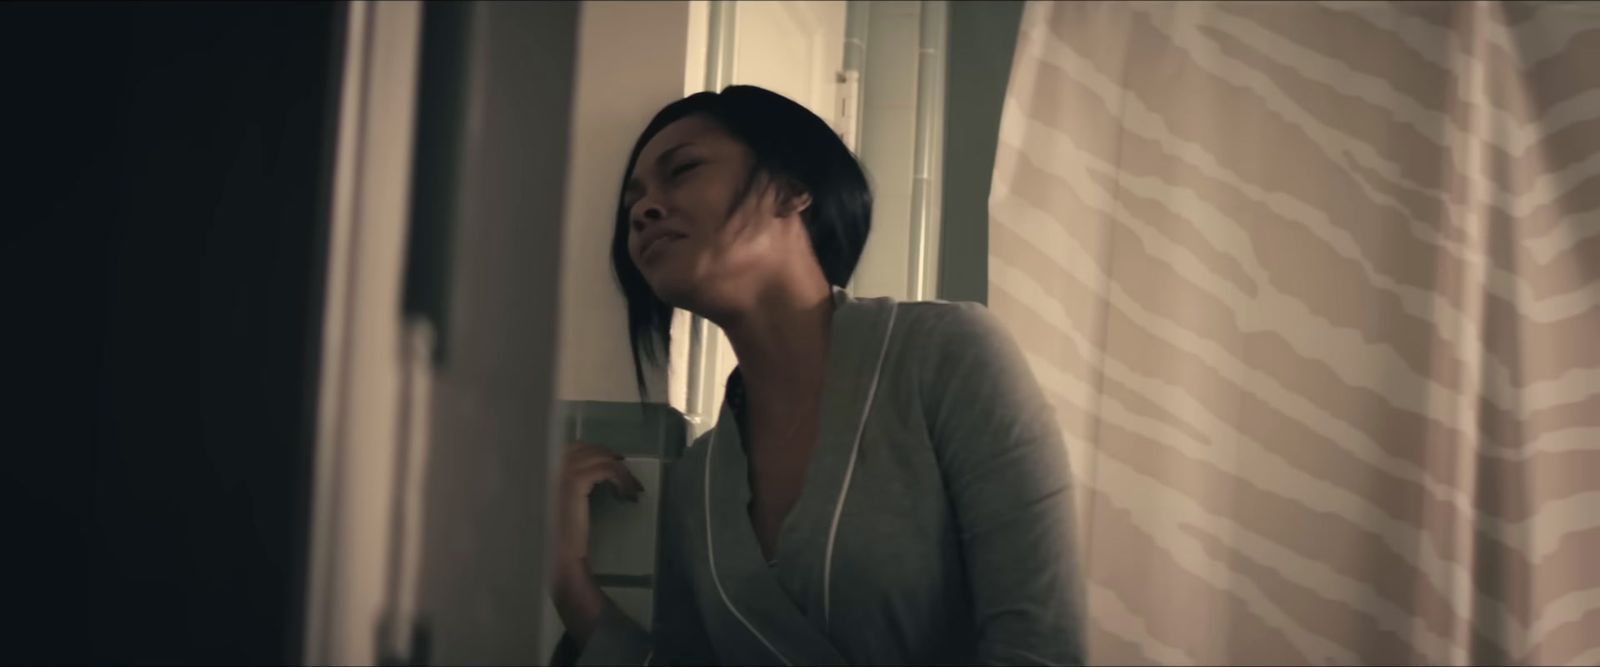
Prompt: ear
<box><xmin>778</xmin><ymin>185</ymin><xmax>812</xmax><ymax>218</ymax></box>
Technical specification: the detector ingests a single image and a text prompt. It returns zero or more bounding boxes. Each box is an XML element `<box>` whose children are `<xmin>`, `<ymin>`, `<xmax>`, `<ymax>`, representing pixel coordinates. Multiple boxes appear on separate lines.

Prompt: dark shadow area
<box><xmin>1</xmin><ymin>2</ymin><xmax>343</xmax><ymax>663</ymax></box>
<box><xmin>939</xmin><ymin>0</ymin><xmax>1025</xmax><ymax>305</ymax></box>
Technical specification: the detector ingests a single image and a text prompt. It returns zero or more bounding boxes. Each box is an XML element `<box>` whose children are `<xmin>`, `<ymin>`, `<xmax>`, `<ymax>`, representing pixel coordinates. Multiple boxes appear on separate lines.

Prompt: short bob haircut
<box><xmin>611</xmin><ymin>85</ymin><xmax>873</xmax><ymax>401</ymax></box>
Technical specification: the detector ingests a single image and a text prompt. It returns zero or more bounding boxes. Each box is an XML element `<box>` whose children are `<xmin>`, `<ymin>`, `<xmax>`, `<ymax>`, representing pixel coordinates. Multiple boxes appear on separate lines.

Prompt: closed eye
<box><xmin>622</xmin><ymin>157</ymin><xmax>702</xmax><ymax>211</ymax></box>
<box><xmin>670</xmin><ymin>161</ymin><xmax>701</xmax><ymax>179</ymax></box>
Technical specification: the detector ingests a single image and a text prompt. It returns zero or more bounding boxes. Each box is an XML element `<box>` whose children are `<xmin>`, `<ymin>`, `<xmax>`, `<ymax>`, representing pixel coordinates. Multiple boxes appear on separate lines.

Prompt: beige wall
<box><xmin>554</xmin><ymin>1</ymin><xmax>706</xmax><ymax>406</ymax></box>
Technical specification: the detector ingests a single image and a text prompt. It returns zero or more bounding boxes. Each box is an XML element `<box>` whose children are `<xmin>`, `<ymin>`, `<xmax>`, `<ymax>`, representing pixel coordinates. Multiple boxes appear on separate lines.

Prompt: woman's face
<box><xmin>623</xmin><ymin>114</ymin><xmax>808</xmax><ymax>312</ymax></box>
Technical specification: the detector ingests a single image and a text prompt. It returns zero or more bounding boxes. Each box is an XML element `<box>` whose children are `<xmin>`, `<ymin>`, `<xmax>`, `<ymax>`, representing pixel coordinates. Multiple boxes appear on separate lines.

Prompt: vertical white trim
<box><xmin>823</xmin><ymin>303</ymin><xmax>899</xmax><ymax>628</ymax></box>
<box><xmin>302</xmin><ymin>3</ymin><xmax>372</xmax><ymax>662</ymax></box>
<box><xmin>907</xmin><ymin>0</ymin><xmax>948</xmax><ymax>301</ymax></box>
<box><xmin>705</xmin><ymin>426</ymin><xmax>793</xmax><ymax>666</ymax></box>
<box><xmin>301</xmin><ymin>2</ymin><xmax>424</xmax><ymax>664</ymax></box>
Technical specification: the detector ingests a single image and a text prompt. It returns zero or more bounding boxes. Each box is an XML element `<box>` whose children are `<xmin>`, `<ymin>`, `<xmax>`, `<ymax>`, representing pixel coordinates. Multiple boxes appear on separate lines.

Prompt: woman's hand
<box><xmin>553</xmin><ymin>441</ymin><xmax>644</xmax><ymax>569</ymax></box>
<box><xmin>550</xmin><ymin>441</ymin><xmax>643</xmax><ymax>647</ymax></box>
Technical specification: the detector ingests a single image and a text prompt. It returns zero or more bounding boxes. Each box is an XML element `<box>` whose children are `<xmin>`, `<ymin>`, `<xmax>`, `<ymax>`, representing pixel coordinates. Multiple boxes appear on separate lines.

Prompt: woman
<box><xmin>551</xmin><ymin>85</ymin><xmax>1084</xmax><ymax>665</ymax></box>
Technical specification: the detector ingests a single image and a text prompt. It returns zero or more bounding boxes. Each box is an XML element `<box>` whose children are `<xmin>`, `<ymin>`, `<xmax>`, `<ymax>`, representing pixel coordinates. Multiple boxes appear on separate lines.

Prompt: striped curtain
<box><xmin>988</xmin><ymin>2</ymin><xmax>1600</xmax><ymax>664</ymax></box>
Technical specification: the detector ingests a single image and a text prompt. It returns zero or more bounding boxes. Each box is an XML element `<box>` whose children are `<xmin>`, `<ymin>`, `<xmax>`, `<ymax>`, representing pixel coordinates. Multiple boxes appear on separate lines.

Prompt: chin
<box><xmin>642</xmin><ymin>271</ymin><xmax>698</xmax><ymax>309</ymax></box>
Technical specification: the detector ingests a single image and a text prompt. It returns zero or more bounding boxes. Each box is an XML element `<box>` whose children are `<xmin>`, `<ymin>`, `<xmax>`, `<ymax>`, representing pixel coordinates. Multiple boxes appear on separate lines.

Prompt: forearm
<box><xmin>551</xmin><ymin>558</ymin><xmax>608</xmax><ymax>648</ymax></box>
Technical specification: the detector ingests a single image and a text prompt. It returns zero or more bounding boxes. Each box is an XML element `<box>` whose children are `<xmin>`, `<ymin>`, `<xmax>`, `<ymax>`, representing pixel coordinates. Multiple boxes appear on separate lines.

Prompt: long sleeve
<box><xmin>923</xmin><ymin>303</ymin><xmax>1086</xmax><ymax>666</ymax></box>
<box><xmin>561</xmin><ymin>464</ymin><xmax>718</xmax><ymax>666</ymax></box>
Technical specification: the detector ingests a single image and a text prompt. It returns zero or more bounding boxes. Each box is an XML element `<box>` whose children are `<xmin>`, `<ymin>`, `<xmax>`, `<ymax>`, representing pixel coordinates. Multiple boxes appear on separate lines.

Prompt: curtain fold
<box><xmin>989</xmin><ymin>2</ymin><xmax>1600</xmax><ymax>664</ymax></box>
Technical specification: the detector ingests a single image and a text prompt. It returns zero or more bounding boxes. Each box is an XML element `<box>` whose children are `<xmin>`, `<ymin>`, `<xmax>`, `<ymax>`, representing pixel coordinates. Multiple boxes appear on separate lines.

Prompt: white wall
<box><xmin>555</xmin><ymin>1</ymin><xmax>705</xmax><ymax>406</ymax></box>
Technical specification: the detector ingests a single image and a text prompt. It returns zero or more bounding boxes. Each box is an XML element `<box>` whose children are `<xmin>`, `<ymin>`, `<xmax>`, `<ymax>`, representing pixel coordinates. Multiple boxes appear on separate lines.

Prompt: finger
<box><xmin>604</xmin><ymin>461</ymin><xmax>642</xmax><ymax>500</ymax></box>
<box><xmin>564</xmin><ymin>446</ymin><xmax>622</xmax><ymax>474</ymax></box>
<box><xmin>564</xmin><ymin>453</ymin><xmax>642</xmax><ymax>498</ymax></box>
<box><xmin>563</xmin><ymin>462</ymin><xmax>614</xmax><ymax>495</ymax></box>
<box><xmin>614</xmin><ymin>461</ymin><xmax>644</xmax><ymax>494</ymax></box>
<box><xmin>571</xmin><ymin>454</ymin><xmax>630</xmax><ymax>479</ymax></box>
<box><xmin>596</xmin><ymin>471</ymin><xmax>637</xmax><ymax>502</ymax></box>
<box><xmin>567</xmin><ymin>464</ymin><xmax>620</xmax><ymax>492</ymax></box>
<box><xmin>569</xmin><ymin>463</ymin><xmax>637</xmax><ymax>501</ymax></box>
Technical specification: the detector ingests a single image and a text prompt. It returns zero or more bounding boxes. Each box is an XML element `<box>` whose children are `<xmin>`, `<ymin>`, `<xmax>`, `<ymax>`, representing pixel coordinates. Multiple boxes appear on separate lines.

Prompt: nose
<box><xmin>630</xmin><ymin>200</ymin><xmax>665</xmax><ymax>233</ymax></box>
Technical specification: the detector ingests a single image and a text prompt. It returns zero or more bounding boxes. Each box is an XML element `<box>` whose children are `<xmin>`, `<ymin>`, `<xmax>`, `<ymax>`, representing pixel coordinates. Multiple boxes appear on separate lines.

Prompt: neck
<box><xmin>711</xmin><ymin>277</ymin><xmax>834</xmax><ymax>404</ymax></box>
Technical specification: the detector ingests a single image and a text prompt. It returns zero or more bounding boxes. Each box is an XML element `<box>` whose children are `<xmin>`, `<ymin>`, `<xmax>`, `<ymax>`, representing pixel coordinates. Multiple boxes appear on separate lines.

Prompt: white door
<box><xmin>730</xmin><ymin>1</ymin><xmax>847</xmax><ymax>133</ymax></box>
<box><xmin>703</xmin><ymin>0</ymin><xmax>848</xmax><ymax>421</ymax></box>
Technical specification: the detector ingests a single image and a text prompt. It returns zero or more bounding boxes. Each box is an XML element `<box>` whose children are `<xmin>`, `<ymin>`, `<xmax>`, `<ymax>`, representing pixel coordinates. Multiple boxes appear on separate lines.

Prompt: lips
<box><xmin>640</xmin><ymin>232</ymin><xmax>686</xmax><ymax>261</ymax></box>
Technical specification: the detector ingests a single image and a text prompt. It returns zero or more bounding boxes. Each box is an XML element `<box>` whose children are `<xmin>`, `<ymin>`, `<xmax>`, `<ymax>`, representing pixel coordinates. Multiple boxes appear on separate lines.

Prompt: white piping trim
<box><xmin>705</xmin><ymin>425</ymin><xmax>793</xmax><ymax>666</ymax></box>
<box><xmin>823</xmin><ymin>303</ymin><xmax>899</xmax><ymax>629</ymax></box>
<box><xmin>642</xmin><ymin>649</ymin><xmax>653</xmax><ymax>666</ymax></box>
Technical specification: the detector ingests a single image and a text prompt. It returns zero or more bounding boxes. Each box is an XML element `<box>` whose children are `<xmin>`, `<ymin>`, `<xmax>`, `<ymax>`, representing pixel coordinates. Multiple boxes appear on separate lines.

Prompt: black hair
<box><xmin>611</xmin><ymin>85</ymin><xmax>873</xmax><ymax>402</ymax></box>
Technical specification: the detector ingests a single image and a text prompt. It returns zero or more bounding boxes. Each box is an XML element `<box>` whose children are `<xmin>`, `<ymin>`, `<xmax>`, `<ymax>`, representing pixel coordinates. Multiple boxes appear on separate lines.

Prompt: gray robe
<box><xmin>572</xmin><ymin>289</ymin><xmax>1084</xmax><ymax>665</ymax></box>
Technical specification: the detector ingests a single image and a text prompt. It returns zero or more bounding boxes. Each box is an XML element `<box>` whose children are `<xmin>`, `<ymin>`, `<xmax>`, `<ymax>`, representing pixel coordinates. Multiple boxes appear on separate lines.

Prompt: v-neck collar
<box><xmin>700</xmin><ymin>286</ymin><xmax>899</xmax><ymax>665</ymax></box>
<box><xmin>713</xmin><ymin>287</ymin><xmax>878</xmax><ymax>571</ymax></box>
